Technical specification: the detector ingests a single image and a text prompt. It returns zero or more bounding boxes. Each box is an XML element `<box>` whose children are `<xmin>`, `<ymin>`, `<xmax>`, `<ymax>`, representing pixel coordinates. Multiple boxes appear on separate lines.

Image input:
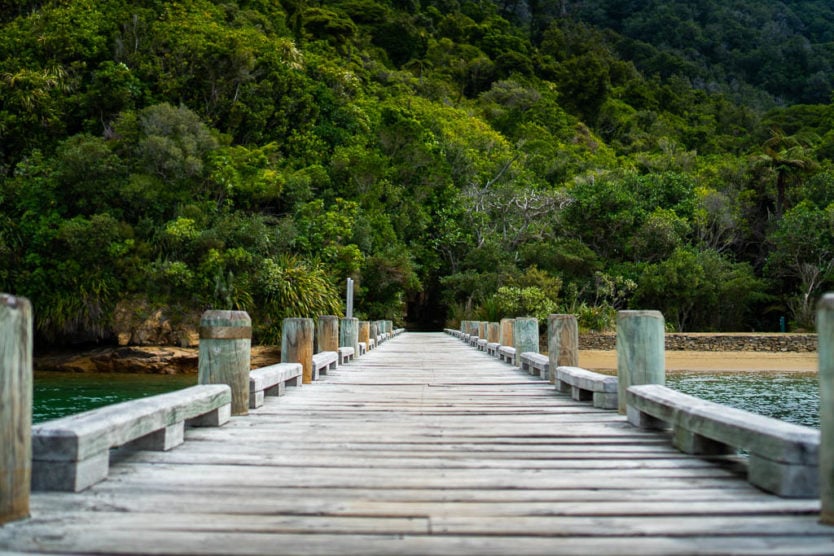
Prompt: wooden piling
<box><xmin>198</xmin><ymin>310</ymin><xmax>251</xmax><ymax>416</ymax></box>
<box><xmin>820</xmin><ymin>294</ymin><xmax>834</xmax><ymax>524</ymax></box>
<box><xmin>513</xmin><ymin>317</ymin><xmax>538</xmax><ymax>356</ymax></box>
<box><xmin>499</xmin><ymin>318</ymin><xmax>515</xmax><ymax>346</ymax></box>
<box><xmin>358</xmin><ymin>321</ymin><xmax>370</xmax><ymax>346</ymax></box>
<box><xmin>548</xmin><ymin>314</ymin><xmax>579</xmax><ymax>384</ymax></box>
<box><xmin>617</xmin><ymin>310</ymin><xmax>665</xmax><ymax>414</ymax></box>
<box><xmin>316</xmin><ymin>315</ymin><xmax>339</xmax><ymax>353</ymax></box>
<box><xmin>282</xmin><ymin>318</ymin><xmax>315</xmax><ymax>384</ymax></box>
<box><xmin>340</xmin><ymin>317</ymin><xmax>359</xmax><ymax>353</ymax></box>
<box><xmin>487</xmin><ymin>322</ymin><xmax>500</xmax><ymax>344</ymax></box>
<box><xmin>0</xmin><ymin>294</ymin><xmax>32</xmax><ymax>525</ymax></box>
<box><xmin>478</xmin><ymin>321</ymin><xmax>487</xmax><ymax>339</ymax></box>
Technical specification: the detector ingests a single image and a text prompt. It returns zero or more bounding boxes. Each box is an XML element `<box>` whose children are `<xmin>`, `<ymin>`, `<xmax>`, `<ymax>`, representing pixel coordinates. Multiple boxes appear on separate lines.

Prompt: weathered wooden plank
<box><xmin>7</xmin><ymin>331</ymin><xmax>834</xmax><ymax>555</ymax></box>
<box><xmin>0</xmin><ymin>294</ymin><xmax>32</xmax><ymax>524</ymax></box>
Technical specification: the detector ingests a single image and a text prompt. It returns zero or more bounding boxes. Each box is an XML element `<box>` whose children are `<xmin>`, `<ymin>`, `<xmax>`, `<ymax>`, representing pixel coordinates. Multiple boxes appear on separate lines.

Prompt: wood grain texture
<box><xmin>616</xmin><ymin>310</ymin><xmax>665</xmax><ymax>414</ymax></box>
<box><xmin>316</xmin><ymin>315</ymin><xmax>340</xmax><ymax>353</ymax></box>
<box><xmin>282</xmin><ymin>318</ymin><xmax>315</xmax><ymax>384</ymax></box>
<box><xmin>819</xmin><ymin>294</ymin><xmax>834</xmax><ymax>523</ymax></box>
<box><xmin>0</xmin><ymin>294</ymin><xmax>32</xmax><ymax>524</ymax></box>
<box><xmin>198</xmin><ymin>310</ymin><xmax>251</xmax><ymax>416</ymax></box>
<box><xmin>547</xmin><ymin>314</ymin><xmax>578</xmax><ymax>384</ymax></box>
<box><xmin>4</xmin><ymin>331</ymin><xmax>834</xmax><ymax>554</ymax></box>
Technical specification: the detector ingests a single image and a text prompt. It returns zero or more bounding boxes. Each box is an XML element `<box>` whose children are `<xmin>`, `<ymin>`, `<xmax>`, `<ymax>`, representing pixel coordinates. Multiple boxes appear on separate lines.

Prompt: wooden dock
<box><xmin>3</xmin><ymin>332</ymin><xmax>834</xmax><ymax>554</ymax></box>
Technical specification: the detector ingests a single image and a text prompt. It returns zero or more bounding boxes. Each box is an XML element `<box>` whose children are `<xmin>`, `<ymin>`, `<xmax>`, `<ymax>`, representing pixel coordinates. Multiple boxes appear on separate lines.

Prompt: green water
<box><xmin>33</xmin><ymin>372</ymin><xmax>197</xmax><ymax>424</ymax></box>
<box><xmin>33</xmin><ymin>370</ymin><xmax>821</xmax><ymax>429</ymax></box>
<box><xmin>666</xmin><ymin>371</ymin><xmax>820</xmax><ymax>428</ymax></box>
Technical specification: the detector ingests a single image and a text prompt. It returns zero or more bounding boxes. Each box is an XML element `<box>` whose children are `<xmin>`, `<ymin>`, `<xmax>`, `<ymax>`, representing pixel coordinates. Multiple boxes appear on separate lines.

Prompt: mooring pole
<box><xmin>0</xmin><ymin>294</ymin><xmax>32</xmax><ymax>525</ymax></box>
<box><xmin>616</xmin><ymin>310</ymin><xmax>665</xmax><ymax>415</ymax></box>
<box><xmin>818</xmin><ymin>293</ymin><xmax>834</xmax><ymax>524</ymax></box>
<box><xmin>346</xmin><ymin>278</ymin><xmax>354</xmax><ymax>319</ymax></box>
<box><xmin>198</xmin><ymin>310</ymin><xmax>251</xmax><ymax>416</ymax></box>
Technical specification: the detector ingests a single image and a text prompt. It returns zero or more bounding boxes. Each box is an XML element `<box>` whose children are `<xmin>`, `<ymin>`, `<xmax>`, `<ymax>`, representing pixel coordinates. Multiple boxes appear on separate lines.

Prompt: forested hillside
<box><xmin>1</xmin><ymin>0</ymin><xmax>832</xmax><ymax>344</ymax></box>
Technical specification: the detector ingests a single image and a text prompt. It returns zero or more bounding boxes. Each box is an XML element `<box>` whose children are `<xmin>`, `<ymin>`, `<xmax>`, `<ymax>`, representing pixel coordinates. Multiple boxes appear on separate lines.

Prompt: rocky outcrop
<box><xmin>35</xmin><ymin>345</ymin><xmax>283</xmax><ymax>374</ymax></box>
<box><xmin>111</xmin><ymin>298</ymin><xmax>200</xmax><ymax>348</ymax></box>
<box><xmin>580</xmin><ymin>333</ymin><xmax>818</xmax><ymax>352</ymax></box>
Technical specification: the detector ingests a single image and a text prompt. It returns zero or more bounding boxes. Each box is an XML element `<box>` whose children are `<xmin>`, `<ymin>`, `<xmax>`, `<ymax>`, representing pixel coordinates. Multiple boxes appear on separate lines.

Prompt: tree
<box><xmin>754</xmin><ymin>127</ymin><xmax>819</xmax><ymax>218</ymax></box>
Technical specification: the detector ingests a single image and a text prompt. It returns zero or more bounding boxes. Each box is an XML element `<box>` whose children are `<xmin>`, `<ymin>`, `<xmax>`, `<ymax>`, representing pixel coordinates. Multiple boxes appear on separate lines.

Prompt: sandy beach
<box><xmin>579</xmin><ymin>350</ymin><xmax>818</xmax><ymax>373</ymax></box>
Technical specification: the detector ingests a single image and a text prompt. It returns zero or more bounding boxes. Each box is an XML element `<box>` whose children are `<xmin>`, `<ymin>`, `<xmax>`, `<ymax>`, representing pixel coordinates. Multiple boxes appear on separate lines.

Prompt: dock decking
<box><xmin>3</xmin><ymin>332</ymin><xmax>834</xmax><ymax>555</ymax></box>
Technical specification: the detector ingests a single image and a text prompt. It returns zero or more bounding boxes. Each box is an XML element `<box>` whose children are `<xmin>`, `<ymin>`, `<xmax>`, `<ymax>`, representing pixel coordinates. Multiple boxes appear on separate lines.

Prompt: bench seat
<box><xmin>555</xmin><ymin>366</ymin><xmax>618</xmax><ymax>409</ymax></box>
<box><xmin>486</xmin><ymin>342</ymin><xmax>500</xmax><ymax>356</ymax></box>
<box><xmin>31</xmin><ymin>384</ymin><xmax>231</xmax><ymax>492</ymax></box>
<box><xmin>338</xmin><ymin>347</ymin><xmax>355</xmax><ymax>364</ymax></box>
<box><xmin>520</xmin><ymin>352</ymin><xmax>549</xmax><ymax>379</ymax></box>
<box><xmin>477</xmin><ymin>339</ymin><xmax>488</xmax><ymax>351</ymax></box>
<box><xmin>312</xmin><ymin>351</ymin><xmax>338</xmax><ymax>379</ymax></box>
<box><xmin>627</xmin><ymin>384</ymin><xmax>820</xmax><ymax>498</ymax></box>
<box><xmin>497</xmin><ymin>345</ymin><xmax>516</xmax><ymax>366</ymax></box>
<box><xmin>249</xmin><ymin>363</ymin><xmax>302</xmax><ymax>408</ymax></box>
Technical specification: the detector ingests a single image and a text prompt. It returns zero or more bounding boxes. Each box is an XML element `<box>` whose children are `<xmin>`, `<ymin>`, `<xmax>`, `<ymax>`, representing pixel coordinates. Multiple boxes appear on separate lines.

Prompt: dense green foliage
<box><xmin>1</xmin><ymin>0</ymin><xmax>833</xmax><ymax>343</ymax></box>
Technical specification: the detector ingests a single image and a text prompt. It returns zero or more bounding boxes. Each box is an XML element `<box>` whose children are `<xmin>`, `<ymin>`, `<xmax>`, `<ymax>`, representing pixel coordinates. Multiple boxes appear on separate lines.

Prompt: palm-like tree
<box><xmin>755</xmin><ymin>127</ymin><xmax>819</xmax><ymax>218</ymax></box>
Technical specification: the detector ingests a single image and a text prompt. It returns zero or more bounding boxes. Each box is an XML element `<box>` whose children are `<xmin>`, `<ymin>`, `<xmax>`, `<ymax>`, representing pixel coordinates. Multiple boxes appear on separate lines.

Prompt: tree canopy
<box><xmin>1</xmin><ymin>0</ymin><xmax>833</xmax><ymax>343</ymax></box>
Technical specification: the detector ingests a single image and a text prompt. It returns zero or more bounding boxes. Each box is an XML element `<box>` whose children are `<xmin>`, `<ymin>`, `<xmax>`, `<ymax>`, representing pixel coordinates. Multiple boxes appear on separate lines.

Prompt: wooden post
<box><xmin>370</xmin><ymin>321</ymin><xmax>379</xmax><ymax>343</ymax></box>
<box><xmin>468</xmin><ymin>321</ymin><xmax>479</xmax><ymax>337</ymax></box>
<box><xmin>487</xmin><ymin>322</ymin><xmax>499</xmax><ymax>343</ymax></box>
<box><xmin>460</xmin><ymin>320</ymin><xmax>468</xmax><ymax>333</ymax></box>
<box><xmin>359</xmin><ymin>321</ymin><xmax>370</xmax><ymax>347</ymax></box>
<box><xmin>316</xmin><ymin>315</ymin><xmax>339</xmax><ymax>353</ymax></box>
<box><xmin>548</xmin><ymin>314</ymin><xmax>579</xmax><ymax>384</ymax></box>
<box><xmin>617</xmin><ymin>310</ymin><xmax>665</xmax><ymax>414</ymax></box>
<box><xmin>499</xmin><ymin>318</ymin><xmax>515</xmax><ymax>346</ymax></box>
<box><xmin>0</xmin><ymin>294</ymin><xmax>32</xmax><ymax>524</ymax></box>
<box><xmin>513</xmin><ymin>317</ymin><xmax>539</xmax><ymax>356</ymax></box>
<box><xmin>819</xmin><ymin>294</ymin><xmax>834</xmax><ymax>524</ymax></box>
<box><xmin>282</xmin><ymin>318</ymin><xmax>315</xmax><ymax>384</ymax></box>
<box><xmin>198</xmin><ymin>310</ymin><xmax>251</xmax><ymax>416</ymax></box>
<box><xmin>340</xmin><ymin>317</ymin><xmax>359</xmax><ymax>353</ymax></box>
<box><xmin>478</xmin><ymin>321</ymin><xmax>487</xmax><ymax>339</ymax></box>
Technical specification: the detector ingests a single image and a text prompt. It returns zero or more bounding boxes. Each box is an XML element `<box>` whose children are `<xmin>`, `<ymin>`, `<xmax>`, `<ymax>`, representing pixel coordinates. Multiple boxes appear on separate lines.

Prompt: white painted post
<box><xmin>617</xmin><ymin>310</ymin><xmax>665</xmax><ymax>415</ymax></box>
<box><xmin>0</xmin><ymin>294</ymin><xmax>32</xmax><ymax>524</ymax></box>
<box><xmin>819</xmin><ymin>294</ymin><xmax>834</xmax><ymax>524</ymax></box>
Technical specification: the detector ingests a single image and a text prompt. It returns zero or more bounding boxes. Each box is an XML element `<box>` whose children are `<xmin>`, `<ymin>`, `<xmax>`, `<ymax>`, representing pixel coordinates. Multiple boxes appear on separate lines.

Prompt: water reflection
<box><xmin>667</xmin><ymin>371</ymin><xmax>819</xmax><ymax>428</ymax></box>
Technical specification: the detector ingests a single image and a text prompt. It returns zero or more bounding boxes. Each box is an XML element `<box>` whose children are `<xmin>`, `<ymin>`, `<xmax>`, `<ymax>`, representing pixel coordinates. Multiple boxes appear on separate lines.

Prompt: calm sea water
<box><xmin>666</xmin><ymin>371</ymin><xmax>820</xmax><ymax>428</ymax></box>
<box><xmin>32</xmin><ymin>369</ymin><xmax>821</xmax><ymax>428</ymax></box>
<box><xmin>33</xmin><ymin>372</ymin><xmax>197</xmax><ymax>424</ymax></box>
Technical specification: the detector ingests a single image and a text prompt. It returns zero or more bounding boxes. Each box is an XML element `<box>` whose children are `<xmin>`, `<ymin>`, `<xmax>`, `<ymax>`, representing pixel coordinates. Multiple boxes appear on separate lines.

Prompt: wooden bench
<box><xmin>627</xmin><ymin>384</ymin><xmax>820</xmax><ymax>498</ymax></box>
<box><xmin>477</xmin><ymin>339</ymin><xmax>488</xmax><ymax>351</ymax></box>
<box><xmin>520</xmin><ymin>352</ymin><xmax>549</xmax><ymax>379</ymax></box>
<box><xmin>249</xmin><ymin>363</ymin><xmax>302</xmax><ymax>408</ymax></box>
<box><xmin>555</xmin><ymin>366</ymin><xmax>618</xmax><ymax>409</ymax></box>
<box><xmin>31</xmin><ymin>385</ymin><xmax>231</xmax><ymax>492</ymax></box>
<box><xmin>468</xmin><ymin>335</ymin><xmax>480</xmax><ymax>347</ymax></box>
<box><xmin>338</xmin><ymin>347</ymin><xmax>354</xmax><ymax>364</ymax></box>
<box><xmin>486</xmin><ymin>342</ymin><xmax>500</xmax><ymax>356</ymax></box>
<box><xmin>368</xmin><ymin>338</ymin><xmax>375</xmax><ymax>350</ymax></box>
<box><xmin>312</xmin><ymin>351</ymin><xmax>338</xmax><ymax>379</ymax></box>
<box><xmin>498</xmin><ymin>345</ymin><xmax>516</xmax><ymax>366</ymax></box>
<box><xmin>358</xmin><ymin>342</ymin><xmax>367</xmax><ymax>356</ymax></box>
